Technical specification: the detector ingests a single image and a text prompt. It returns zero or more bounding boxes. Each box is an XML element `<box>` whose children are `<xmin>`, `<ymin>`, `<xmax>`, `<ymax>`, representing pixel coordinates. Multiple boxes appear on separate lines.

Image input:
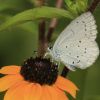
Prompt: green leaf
<box><xmin>64</xmin><ymin>0</ymin><xmax>79</xmax><ymax>17</ymax></box>
<box><xmin>68</xmin><ymin>4</ymin><xmax>78</xmax><ymax>17</ymax></box>
<box><xmin>64</xmin><ymin>0</ymin><xmax>89</xmax><ymax>16</ymax></box>
<box><xmin>0</xmin><ymin>6</ymin><xmax>73</xmax><ymax>31</ymax></box>
<box><xmin>76</xmin><ymin>0</ymin><xmax>88</xmax><ymax>13</ymax></box>
<box><xmin>64</xmin><ymin>0</ymin><xmax>73</xmax><ymax>8</ymax></box>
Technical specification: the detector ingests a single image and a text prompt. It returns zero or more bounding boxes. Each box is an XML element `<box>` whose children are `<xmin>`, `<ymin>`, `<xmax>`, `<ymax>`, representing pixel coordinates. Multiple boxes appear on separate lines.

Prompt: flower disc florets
<box><xmin>20</xmin><ymin>57</ymin><xmax>58</xmax><ymax>85</ymax></box>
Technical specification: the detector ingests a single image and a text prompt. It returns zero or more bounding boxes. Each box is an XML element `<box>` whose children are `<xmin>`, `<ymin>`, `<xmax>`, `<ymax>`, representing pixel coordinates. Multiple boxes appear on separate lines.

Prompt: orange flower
<box><xmin>0</xmin><ymin>57</ymin><xmax>78</xmax><ymax>100</ymax></box>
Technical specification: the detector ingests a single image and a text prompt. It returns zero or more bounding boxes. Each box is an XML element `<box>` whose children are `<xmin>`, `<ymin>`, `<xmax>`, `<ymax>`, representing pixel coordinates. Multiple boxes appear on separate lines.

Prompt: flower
<box><xmin>0</xmin><ymin>57</ymin><xmax>78</xmax><ymax>100</ymax></box>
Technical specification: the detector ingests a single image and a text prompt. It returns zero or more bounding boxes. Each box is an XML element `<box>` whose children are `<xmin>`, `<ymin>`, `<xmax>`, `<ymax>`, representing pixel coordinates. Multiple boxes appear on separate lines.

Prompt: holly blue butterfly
<box><xmin>46</xmin><ymin>12</ymin><xmax>99</xmax><ymax>71</ymax></box>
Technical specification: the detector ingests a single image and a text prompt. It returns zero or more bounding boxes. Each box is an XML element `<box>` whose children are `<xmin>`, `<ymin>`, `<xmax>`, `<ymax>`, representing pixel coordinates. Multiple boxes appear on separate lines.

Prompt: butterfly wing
<box><xmin>52</xmin><ymin>12</ymin><xmax>99</xmax><ymax>71</ymax></box>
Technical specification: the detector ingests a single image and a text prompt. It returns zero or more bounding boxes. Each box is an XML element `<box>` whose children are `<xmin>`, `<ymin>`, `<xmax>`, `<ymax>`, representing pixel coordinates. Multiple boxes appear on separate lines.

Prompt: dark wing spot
<box><xmin>79</xmin><ymin>41</ymin><xmax>81</xmax><ymax>43</ymax></box>
<box><xmin>77</xmin><ymin>21</ymin><xmax>79</xmax><ymax>23</ymax></box>
<box><xmin>77</xmin><ymin>60</ymin><xmax>80</xmax><ymax>63</ymax></box>
<box><xmin>77</xmin><ymin>56</ymin><xmax>79</xmax><ymax>58</ymax></box>
<box><xmin>78</xmin><ymin>45</ymin><xmax>80</xmax><ymax>47</ymax></box>
<box><xmin>85</xmin><ymin>29</ymin><xmax>87</xmax><ymax>31</ymax></box>
<box><xmin>82</xmin><ymin>21</ymin><xmax>85</xmax><ymax>23</ymax></box>
<box><xmin>66</xmin><ymin>46</ymin><xmax>67</xmax><ymax>48</ymax></box>
<box><xmin>72</xmin><ymin>61</ymin><xmax>74</xmax><ymax>64</ymax></box>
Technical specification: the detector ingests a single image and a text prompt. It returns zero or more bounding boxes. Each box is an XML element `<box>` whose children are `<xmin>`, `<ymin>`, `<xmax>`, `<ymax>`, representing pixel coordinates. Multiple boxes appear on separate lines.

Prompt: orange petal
<box><xmin>53</xmin><ymin>87</ymin><xmax>69</xmax><ymax>100</ymax></box>
<box><xmin>55</xmin><ymin>76</ymin><xmax>79</xmax><ymax>98</ymax></box>
<box><xmin>41</xmin><ymin>85</ymin><xmax>68</xmax><ymax>100</ymax></box>
<box><xmin>24</xmin><ymin>83</ymin><xmax>42</xmax><ymax>100</ymax></box>
<box><xmin>0</xmin><ymin>65</ymin><xmax>21</xmax><ymax>74</ymax></box>
<box><xmin>4</xmin><ymin>81</ymin><xmax>30</xmax><ymax>100</ymax></box>
<box><xmin>41</xmin><ymin>85</ymin><xmax>52</xmax><ymax>100</ymax></box>
<box><xmin>0</xmin><ymin>74</ymin><xmax>23</xmax><ymax>92</ymax></box>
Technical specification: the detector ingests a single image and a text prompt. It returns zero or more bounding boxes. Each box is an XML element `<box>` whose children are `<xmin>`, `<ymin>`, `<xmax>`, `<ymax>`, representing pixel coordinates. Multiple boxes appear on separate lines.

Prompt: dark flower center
<box><xmin>20</xmin><ymin>57</ymin><xmax>58</xmax><ymax>85</ymax></box>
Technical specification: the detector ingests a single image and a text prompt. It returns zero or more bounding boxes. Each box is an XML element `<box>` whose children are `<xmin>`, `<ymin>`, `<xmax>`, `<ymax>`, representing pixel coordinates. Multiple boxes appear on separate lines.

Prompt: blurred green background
<box><xmin>0</xmin><ymin>0</ymin><xmax>100</xmax><ymax>100</ymax></box>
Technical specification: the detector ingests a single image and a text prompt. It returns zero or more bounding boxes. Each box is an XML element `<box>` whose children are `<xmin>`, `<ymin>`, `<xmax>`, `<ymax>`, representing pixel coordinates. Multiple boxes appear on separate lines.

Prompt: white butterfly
<box><xmin>46</xmin><ymin>12</ymin><xmax>99</xmax><ymax>71</ymax></box>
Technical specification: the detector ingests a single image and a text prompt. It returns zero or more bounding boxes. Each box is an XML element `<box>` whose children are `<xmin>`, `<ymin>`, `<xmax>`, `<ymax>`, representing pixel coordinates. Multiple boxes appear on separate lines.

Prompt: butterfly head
<box><xmin>48</xmin><ymin>46</ymin><xmax>53</xmax><ymax>51</ymax></box>
<box><xmin>47</xmin><ymin>46</ymin><xmax>53</xmax><ymax>56</ymax></box>
<box><xmin>44</xmin><ymin>46</ymin><xmax>53</xmax><ymax>59</ymax></box>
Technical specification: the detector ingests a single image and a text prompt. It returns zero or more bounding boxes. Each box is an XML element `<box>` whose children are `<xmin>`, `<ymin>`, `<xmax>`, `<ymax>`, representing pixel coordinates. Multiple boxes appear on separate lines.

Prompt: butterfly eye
<box><xmin>49</xmin><ymin>46</ymin><xmax>53</xmax><ymax>50</ymax></box>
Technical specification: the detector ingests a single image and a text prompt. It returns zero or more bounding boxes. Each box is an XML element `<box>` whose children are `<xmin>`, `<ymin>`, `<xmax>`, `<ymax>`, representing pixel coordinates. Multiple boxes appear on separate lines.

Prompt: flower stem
<box><xmin>38</xmin><ymin>20</ymin><xmax>46</xmax><ymax>56</ymax></box>
<box><xmin>61</xmin><ymin>67</ymin><xmax>69</xmax><ymax>77</ymax></box>
<box><xmin>46</xmin><ymin>0</ymin><xmax>63</xmax><ymax>43</ymax></box>
<box><xmin>88</xmin><ymin>0</ymin><xmax>100</xmax><ymax>13</ymax></box>
<box><xmin>36</xmin><ymin>0</ymin><xmax>46</xmax><ymax>57</ymax></box>
<box><xmin>38</xmin><ymin>0</ymin><xmax>63</xmax><ymax>56</ymax></box>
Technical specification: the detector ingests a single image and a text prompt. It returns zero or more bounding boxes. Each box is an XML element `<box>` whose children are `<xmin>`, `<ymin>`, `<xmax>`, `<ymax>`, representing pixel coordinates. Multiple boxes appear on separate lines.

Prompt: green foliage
<box><xmin>0</xmin><ymin>6</ymin><xmax>73</xmax><ymax>31</ymax></box>
<box><xmin>64</xmin><ymin>0</ymin><xmax>89</xmax><ymax>17</ymax></box>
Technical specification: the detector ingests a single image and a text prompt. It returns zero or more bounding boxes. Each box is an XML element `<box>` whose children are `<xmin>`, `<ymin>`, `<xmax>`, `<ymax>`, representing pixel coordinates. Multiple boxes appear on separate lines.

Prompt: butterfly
<box><xmin>46</xmin><ymin>12</ymin><xmax>99</xmax><ymax>71</ymax></box>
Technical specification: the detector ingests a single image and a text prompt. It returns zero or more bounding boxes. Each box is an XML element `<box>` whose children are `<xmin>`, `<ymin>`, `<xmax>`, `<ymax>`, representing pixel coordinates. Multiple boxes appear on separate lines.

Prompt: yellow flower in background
<box><xmin>0</xmin><ymin>57</ymin><xmax>78</xmax><ymax>100</ymax></box>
